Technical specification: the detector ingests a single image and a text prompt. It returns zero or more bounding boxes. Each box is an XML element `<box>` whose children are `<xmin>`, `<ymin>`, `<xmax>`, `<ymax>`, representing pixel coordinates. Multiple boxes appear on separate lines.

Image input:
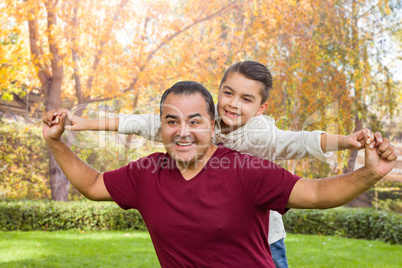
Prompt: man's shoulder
<box><xmin>128</xmin><ymin>152</ymin><xmax>170</xmax><ymax>170</ymax></box>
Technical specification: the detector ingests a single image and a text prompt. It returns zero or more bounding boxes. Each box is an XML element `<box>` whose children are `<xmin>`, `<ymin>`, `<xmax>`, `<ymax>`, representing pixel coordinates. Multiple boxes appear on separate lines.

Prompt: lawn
<box><xmin>0</xmin><ymin>231</ymin><xmax>401</xmax><ymax>267</ymax></box>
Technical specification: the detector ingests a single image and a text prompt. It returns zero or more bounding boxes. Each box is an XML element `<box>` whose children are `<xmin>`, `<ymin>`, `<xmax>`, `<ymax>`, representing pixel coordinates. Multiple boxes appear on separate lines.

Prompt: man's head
<box><xmin>160</xmin><ymin>81</ymin><xmax>216</xmax><ymax>170</ymax></box>
<box><xmin>217</xmin><ymin>61</ymin><xmax>272</xmax><ymax>131</ymax></box>
<box><xmin>160</xmin><ymin>81</ymin><xmax>215</xmax><ymax>120</ymax></box>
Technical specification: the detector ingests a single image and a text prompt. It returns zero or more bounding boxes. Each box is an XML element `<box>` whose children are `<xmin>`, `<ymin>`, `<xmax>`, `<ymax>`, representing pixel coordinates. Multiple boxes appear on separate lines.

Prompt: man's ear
<box><xmin>255</xmin><ymin>102</ymin><xmax>268</xmax><ymax>116</ymax></box>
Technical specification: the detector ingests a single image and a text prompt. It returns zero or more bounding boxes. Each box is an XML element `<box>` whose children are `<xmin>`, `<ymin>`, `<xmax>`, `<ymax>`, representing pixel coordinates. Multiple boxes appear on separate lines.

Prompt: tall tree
<box><xmin>2</xmin><ymin>0</ymin><xmax>238</xmax><ymax>200</ymax></box>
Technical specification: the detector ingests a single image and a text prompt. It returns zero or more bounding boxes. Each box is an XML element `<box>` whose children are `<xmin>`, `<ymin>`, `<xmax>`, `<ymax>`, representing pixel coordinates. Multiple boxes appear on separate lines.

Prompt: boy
<box><xmin>45</xmin><ymin>61</ymin><xmax>383</xmax><ymax>268</ymax></box>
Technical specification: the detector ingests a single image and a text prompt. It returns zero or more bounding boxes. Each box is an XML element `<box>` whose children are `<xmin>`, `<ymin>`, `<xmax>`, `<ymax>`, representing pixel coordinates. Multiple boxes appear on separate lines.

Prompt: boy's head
<box><xmin>217</xmin><ymin>61</ymin><xmax>272</xmax><ymax>131</ymax></box>
<box><xmin>219</xmin><ymin>61</ymin><xmax>272</xmax><ymax>104</ymax></box>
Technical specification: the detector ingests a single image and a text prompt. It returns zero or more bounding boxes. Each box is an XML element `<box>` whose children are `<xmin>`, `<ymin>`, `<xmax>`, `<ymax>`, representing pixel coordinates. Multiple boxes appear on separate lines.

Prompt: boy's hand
<box><xmin>42</xmin><ymin>109</ymin><xmax>86</xmax><ymax>131</ymax></box>
<box><xmin>344</xmin><ymin>128</ymin><xmax>382</xmax><ymax>150</ymax></box>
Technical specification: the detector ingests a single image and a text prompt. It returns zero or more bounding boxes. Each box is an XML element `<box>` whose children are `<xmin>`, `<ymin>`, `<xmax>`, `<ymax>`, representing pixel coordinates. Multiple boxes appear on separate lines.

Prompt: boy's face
<box><xmin>217</xmin><ymin>72</ymin><xmax>268</xmax><ymax>132</ymax></box>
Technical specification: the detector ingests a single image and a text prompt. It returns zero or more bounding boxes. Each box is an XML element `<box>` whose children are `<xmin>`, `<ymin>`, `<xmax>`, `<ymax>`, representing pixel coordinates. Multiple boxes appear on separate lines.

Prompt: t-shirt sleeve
<box><xmin>238</xmin><ymin>155</ymin><xmax>301</xmax><ymax>214</ymax></box>
<box><xmin>103</xmin><ymin>163</ymin><xmax>139</xmax><ymax>210</ymax></box>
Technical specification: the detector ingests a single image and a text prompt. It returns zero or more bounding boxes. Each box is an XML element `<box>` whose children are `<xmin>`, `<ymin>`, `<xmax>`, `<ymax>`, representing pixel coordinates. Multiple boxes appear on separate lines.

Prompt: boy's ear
<box><xmin>255</xmin><ymin>102</ymin><xmax>268</xmax><ymax>116</ymax></box>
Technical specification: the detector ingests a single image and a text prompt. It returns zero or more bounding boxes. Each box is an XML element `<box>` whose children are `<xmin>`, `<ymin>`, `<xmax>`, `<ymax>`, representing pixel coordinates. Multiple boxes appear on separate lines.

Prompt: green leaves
<box><xmin>283</xmin><ymin>208</ymin><xmax>402</xmax><ymax>244</ymax></box>
<box><xmin>0</xmin><ymin>201</ymin><xmax>146</xmax><ymax>232</ymax></box>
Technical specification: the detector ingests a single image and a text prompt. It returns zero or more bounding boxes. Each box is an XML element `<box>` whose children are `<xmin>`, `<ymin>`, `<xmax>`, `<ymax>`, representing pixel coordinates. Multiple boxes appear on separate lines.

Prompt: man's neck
<box><xmin>176</xmin><ymin>145</ymin><xmax>218</xmax><ymax>180</ymax></box>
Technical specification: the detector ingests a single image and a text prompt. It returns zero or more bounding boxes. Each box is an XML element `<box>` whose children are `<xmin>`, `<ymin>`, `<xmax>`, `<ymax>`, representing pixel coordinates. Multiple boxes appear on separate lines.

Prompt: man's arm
<box><xmin>43</xmin><ymin>112</ymin><xmax>112</xmax><ymax>201</ymax></box>
<box><xmin>287</xmin><ymin>134</ymin><xmax>397</xmax><ymax>209</ymax></box>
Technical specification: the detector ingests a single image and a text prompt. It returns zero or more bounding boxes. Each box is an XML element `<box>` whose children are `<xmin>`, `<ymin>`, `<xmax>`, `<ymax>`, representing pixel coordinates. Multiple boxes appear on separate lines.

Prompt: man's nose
<box><xmin>178</xmin><ymin>122</ymin><xmax>191</xmax><ymax>137</ymax></box>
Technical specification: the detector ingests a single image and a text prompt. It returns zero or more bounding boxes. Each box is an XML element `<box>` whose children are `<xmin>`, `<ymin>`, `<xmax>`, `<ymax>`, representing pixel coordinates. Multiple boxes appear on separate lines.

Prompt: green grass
<box><xmin>286</xmin><ymin>234</ymin><xmax>402</xmax><ymax>268</ymax></box>
<box><xmin>0</xmin><ymin>231</ymin><xmax>401</xmax><ymax>267</ymax></box>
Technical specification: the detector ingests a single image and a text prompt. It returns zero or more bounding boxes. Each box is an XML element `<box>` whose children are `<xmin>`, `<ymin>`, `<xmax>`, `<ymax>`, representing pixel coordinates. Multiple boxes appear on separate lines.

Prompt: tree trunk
<box><xmin>46</xmin><ymin>73</ymin><xmax>70</xmax><ymax>201</ymax></box>
<box><xmin>49</xmin><ymin>152</ymin><xmax>70</xmax><ymax>201</ymax></box>
<box><xmin>342</xmin><ymin>115</ymin><xmax>362</xmax><ymax>174</ymax></box>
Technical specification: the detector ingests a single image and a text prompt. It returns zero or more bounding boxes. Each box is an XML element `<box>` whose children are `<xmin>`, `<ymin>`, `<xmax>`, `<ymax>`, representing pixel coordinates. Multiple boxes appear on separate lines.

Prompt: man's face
<box><xmin>217</xmin><ymin>72</ymin><xmax>268</xmax><ymax>132</ymax></box>
<box><xmin>161</xmin><ymin>93</ymin><xmax>215</xmax><ymax>169</ymax></box>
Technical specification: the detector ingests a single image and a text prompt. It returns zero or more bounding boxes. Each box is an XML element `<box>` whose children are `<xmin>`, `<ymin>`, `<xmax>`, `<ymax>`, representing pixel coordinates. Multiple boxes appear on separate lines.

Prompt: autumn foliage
<box><xmin>0</xmin><ymin>0</ymin><xmax>400</xmax><ymax>200</ymax></box>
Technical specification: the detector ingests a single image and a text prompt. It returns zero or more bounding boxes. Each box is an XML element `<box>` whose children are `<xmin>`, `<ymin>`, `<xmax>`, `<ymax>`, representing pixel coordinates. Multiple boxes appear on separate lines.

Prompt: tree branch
<box><xmin>71</xmin><ymin>0</ymin><xmax>84</xmax><ymax>104</ymax></box>
<box><xmin>86</xmin><ymin>0</ymin><xmax>129</xmax><ymax>91</ymax></box>
<box><xmin>123</xmin><ymin>1</ymin><xmax>238</xmax><ymax>93</ymax></box>
<box><xmin>27</xmin><ymin>3</ymin><xmax>49</xmax><ymax>90</ymax></box>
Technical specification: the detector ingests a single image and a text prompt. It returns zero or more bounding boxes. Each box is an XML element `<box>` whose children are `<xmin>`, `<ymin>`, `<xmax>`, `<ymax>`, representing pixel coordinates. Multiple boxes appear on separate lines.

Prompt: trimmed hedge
<box><xmin>1</xmin><ymin>202</ymin><xmax>401</xmax><ymax>244</ymax></box>
<box><xmin>283</xmin><ymin>208</ymin><xmax>402</xmax><ymax>244</ymax></box>
<box><xmin>0</xmin><ymin>201</ymin><xmax>146</xmax><ymax>231</ymax></box>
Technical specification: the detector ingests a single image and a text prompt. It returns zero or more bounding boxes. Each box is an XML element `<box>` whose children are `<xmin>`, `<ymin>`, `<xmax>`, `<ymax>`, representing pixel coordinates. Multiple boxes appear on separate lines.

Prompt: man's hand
<box><xmin>42</xmin><ymin>112</ymin><xmax>66</xmax><ymax>142</ymax></box>
<box><xmin>42</xmin><ymin>109</ymin><xmax>87</xmax><ymax>131</ymax></box>
<box><xmin>363</xmin><ymin>132</ymin><xmax>397</xmax><ymax>179</ymax></box>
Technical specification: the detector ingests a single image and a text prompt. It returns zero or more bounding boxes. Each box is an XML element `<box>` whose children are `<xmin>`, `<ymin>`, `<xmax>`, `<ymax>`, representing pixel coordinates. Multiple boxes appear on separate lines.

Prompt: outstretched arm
<box><xmin>287</xmin><ymin>134</ymin><xmax>397</xmax><ymax>209</ymax></box>
<box><xmin>321</xmin><ymin>129</ymin><xmax>386</xmax><ymax>154</ymax></box>
<box><xmin>43</xmin><ymin>109</ymin><xmax>162</xmax><ymax>142</ymax></box>
<box><xmin>43</xmin><ymin>109</ymin><xmax>119</xmax><ymax>131</ymax></box>
<box><xmin>43</xmin><ymin>112</ymin><xmax>112</xmax><ymax>201</ymax></box>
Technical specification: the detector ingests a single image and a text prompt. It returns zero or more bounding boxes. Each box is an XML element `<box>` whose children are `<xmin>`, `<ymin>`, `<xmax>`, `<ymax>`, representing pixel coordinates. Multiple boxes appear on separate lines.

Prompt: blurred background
<box><xmin>0</xmin><ymin>0</ymin><xmax>401</xmax><ymax>212</ymax></box>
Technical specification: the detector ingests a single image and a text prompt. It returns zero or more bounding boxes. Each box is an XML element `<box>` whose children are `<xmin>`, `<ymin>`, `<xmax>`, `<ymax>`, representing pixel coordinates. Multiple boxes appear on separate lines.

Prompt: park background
<box><xmin>0</xmin><ymin>0</ymin><xmax>401</xmax><ymax>267</ymax></box>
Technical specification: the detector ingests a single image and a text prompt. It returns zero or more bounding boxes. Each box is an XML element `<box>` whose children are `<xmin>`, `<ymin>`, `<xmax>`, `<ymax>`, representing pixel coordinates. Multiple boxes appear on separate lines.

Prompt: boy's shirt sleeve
<box><xmin>218</xmin><ymin>115</ymin><xmax>331</xmax><ymax>161</ymax></box>
<box><xmin>117</xmin><ymin>114</ymin><xmax>162</xmax><ymax>142</ymax></box>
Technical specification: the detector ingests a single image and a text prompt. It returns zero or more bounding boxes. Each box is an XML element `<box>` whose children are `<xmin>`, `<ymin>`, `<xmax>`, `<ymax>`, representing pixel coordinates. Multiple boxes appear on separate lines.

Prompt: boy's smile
<box><xmin>217</xmin><ymin>72</ymin><xmax>268</xmax><ymax>134</ymax></box>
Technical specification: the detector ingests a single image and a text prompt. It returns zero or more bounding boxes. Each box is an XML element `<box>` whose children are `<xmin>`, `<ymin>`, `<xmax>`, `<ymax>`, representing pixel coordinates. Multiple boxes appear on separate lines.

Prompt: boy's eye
<box><xmin>243</xmin><ymin>98</ymin><xmax>252</xmax><ymax>103</ymax></box>
<box><xmin>223</xmin><ymin>91</ymin><xmax>232</xmax><ymax>96</ymax></box>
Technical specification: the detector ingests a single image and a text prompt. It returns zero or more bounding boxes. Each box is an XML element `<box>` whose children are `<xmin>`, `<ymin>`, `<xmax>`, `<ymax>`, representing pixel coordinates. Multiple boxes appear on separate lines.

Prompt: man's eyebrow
<box><xmin>188</xmin><ymin>113</ymin><xmax>202</xmax><ymax>119</ymax></box>
<box><xmin>165</xmin><ymin>114</ymin><xmax>179</xmax><ymax>120</ymax></box>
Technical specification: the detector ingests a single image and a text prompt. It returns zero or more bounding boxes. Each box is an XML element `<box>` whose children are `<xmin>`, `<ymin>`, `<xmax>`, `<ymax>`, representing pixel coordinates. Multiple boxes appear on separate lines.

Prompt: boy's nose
<box><xmin>229</xmin><ymin>97</ymin><xmax>241</xmax><ymax>109</ymax></box>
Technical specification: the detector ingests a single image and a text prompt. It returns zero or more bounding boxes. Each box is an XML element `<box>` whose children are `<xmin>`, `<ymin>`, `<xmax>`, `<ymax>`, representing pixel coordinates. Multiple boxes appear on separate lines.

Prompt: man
<box><xmin>43</xmin><ymin>81</ymin><xmax>396</xmax><ymax>267</ymax></box>
<box><xmin>47</xmin><ymin>61</ymin><xmax>385</xmax><ymax>268</ymax></box>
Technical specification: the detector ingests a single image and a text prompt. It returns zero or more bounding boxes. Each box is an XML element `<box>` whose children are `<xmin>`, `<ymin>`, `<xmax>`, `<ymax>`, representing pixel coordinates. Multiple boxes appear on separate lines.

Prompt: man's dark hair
<box><xmin>219</xmin><ymin>61</ymin><xmax>273</xmax><ymax>104</ymax></box>
<box><xmin>160</xmin><ymin>81</ymin><xmax>215</xmax><ymax>120</ymax></box>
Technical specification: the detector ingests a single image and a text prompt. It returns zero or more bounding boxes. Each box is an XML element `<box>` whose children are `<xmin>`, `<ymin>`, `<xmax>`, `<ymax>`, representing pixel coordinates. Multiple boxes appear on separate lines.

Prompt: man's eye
<box><xmin>167</xmin><ymin>121</ymin><xmax>177</xmax><ymax>125</ymax></box>
<box><xmin>189</xmin><ymin>120</ymin><xmax>199</xmax><ymax>125</ymax></box>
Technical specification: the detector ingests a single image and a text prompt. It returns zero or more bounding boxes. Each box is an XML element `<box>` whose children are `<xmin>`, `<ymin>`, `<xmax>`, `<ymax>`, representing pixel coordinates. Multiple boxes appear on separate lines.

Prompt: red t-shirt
<box><xmin>104</xmin><ymin>146</ymin><xmax>300</xmax><ymax>267</ymax></box>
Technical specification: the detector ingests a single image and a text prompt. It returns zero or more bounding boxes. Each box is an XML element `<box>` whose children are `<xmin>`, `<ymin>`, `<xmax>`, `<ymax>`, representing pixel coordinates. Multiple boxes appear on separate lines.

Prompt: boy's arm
<box><xmin>321</xmin><ymin>129</ymin><xmax>383</xmax><ymax>153</ymax></box>
<box><xmin>43</xmin><ymin>109</ymin><xmax>119</xmax><ymax>131</ymax></box>
<box><xmin>43</xmin><ymin>110</ymin><xmax>162</xmax><ymax>142</ymax></box>
<box><xmin>238</xmin><ymin>116</ymin><xmax>334</xmax><ymax>161</ymax></box>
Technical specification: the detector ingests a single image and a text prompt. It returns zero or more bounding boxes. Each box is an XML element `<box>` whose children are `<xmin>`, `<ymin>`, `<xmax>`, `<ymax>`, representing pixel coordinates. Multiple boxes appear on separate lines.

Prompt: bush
<box><xmin>283</xmin><ymin>207</ymin><xmax>402</xmax><ymax>244</ymax></box>
<box><xmin>0</xmin><ymin>120</ymin><xmax>161</xmax><ymax>201</ymax></box>
<box><xmin>0</xmin><ymin>201</ymin><xmax>146</xmax><ymax>231</ymax></box>
<box><xmin>0</xmin><ymin>121</ymin><xmax>50</xmax><ymax>200</ymax></box>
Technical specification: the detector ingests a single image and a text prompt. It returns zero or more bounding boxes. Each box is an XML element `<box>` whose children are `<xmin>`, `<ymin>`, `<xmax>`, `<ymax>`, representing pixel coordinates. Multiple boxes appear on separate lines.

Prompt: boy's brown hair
<box><xmin>219</xmin><ymin>61</ymin><xmax>272</xmax><ymax>104</ymax></box>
